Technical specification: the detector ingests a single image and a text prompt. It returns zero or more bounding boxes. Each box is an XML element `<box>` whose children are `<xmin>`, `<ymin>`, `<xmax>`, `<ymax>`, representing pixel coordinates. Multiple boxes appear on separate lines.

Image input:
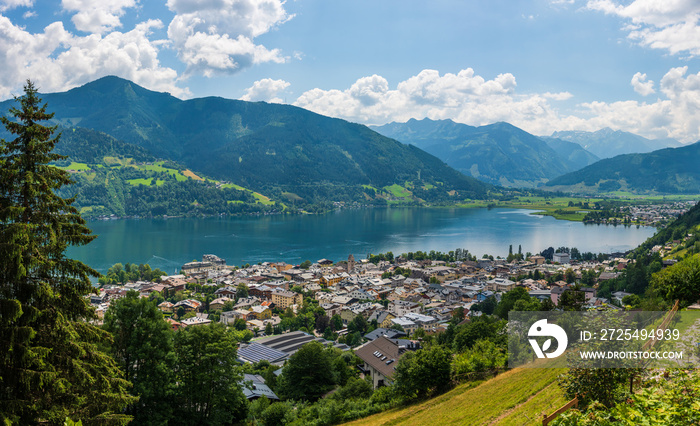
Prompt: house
<box><xmin>158</xmin><ymin>301</ymin><xmax>174</xmax><ymax>313</ymax></box>
<box><xmin>402</xmin><ymin>312</ymin><xmax>438</xmax><ymax>331</ymax></box>
<box><xmin>219</xmin><ymin>310</ymin><xmax>235</xmax><ymax>325</ymax></box>
<box><xmin>486</xmin><ymin>278</ymin><xmax>516</xmax><ymax>293</ymax></box>
<box><xmin>214</xmin><ymin>286</ymin><xmax>238</xmax><ymax>298</ymax></box>
<box><xmin>475</xmin><ymin>291</ymin><xmax>494</xmax><ymax>302</ymax></box>
<box><xmin>388</xmin><ymin>300</ymin><xmax>421</xmax><ymax>316</ymax></box>
<box><xmin>249</xmin><ymin>305</ymin><xmax>272</xmax><ymax>320</ymax></box>
<box><xmin>348</xmin><ymin>288</ymin><xmax>373</xmax><ymax>301</ymax></box>
<box><xmin>368</xmin><ymin>310</ymin><xmax>396</xmax><ymax>329</ymax></box>
<box><xmin>240</xmin><ymin>374</ymin><xmax>280</xmax><ymax>401</ymax></box>
<box><xmin>340</xmin><ymin>307</ymin><xmax>358</xmax><ymax>325</ymax></box>
<box><xmin>530</xmin><ymin>255</ymin><xmax>545</xmax><ymax>265</ymax></box>
<box><xmin>181</xmin><ymin>315</ymin><xmax>211</xmax><ymax>327</ymax></box>
<box><xmin>271</xmin><ymin>289</ymin><xmax>302</xmax><ymax>309</ymax></box>
<box><xmin>249</xmin><ymin>285</ymin><xmax>273</xmax><ymax>300</ymax></box>
<box><xmin>553</xmin><ymin>252</ymin><xmax>570</xmax><ymax>264</ymax></box>
<box><xmin>364</xmin><ymin>328</ymin><xmax>407</xmax><ymax>341</ymax></box>
<box><xmin>163</xmin><ymin>278</ymin><xmax>187</xmax><ymax>292</ymax></box>
<box><xmin>550</xmin><ymin>286</ymin><xmax>567</xmax><ymax>306</ymax></box>
<box><xmin>528</xmin><ymin>289</ymin><xmax>552</xmax><ymax>302</ymax></box>
<box><xmin>390</xmin><ymin>317</ymin><xmax>417</xmax><ymax>333</ymax></box>
<box><xmin>354</xmin><ymin>336</ymin><xmax>419</xmax><ymax>388</ymax></box>
<box><xmin>173</xmin><ymin>299</ymin><xmax>202</xmax><ymax>313</ymax></box>
<box><xmin>165</xmin><ymin>318</ymin><xmax>185</xmax><ymax>331</ymax></box>
<box><xmin>320</xmin><ymin>272</ymin><xmax>349</xmax><ymax>287</ymax></box>
<box><xmin>331</xmin><ymin>295</ymin><xmax>355</xmax><ymax>306</ymax></box>
<box><xmin>320</xmin><ymin>303</ymin><xmax>342</xmax><ymax>318</ymax></box>
<box><xmin>209</xmin><ymin>297</ymin><xmax>231</xmax><ymax>311</ymax></box>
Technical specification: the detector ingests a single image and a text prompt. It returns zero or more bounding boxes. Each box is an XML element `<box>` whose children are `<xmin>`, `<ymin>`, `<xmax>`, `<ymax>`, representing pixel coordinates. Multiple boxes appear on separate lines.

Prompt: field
<box><xmin>383</xmin><ymin>184</ymin><xmax>413</xmax><ymax>200</ymax></box>
<box><xmin>345</xmin><ymin>367</ymin><xmax>567</xmax><ymax>426</ymax></box>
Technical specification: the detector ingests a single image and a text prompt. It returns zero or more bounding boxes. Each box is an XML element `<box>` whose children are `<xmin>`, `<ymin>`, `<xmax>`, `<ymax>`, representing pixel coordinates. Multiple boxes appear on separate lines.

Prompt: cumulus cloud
<box><xmin>631</xmin><ymin>72</ymin><xmax>655</xmax><ymax>95</ymax></box>
<box><xmin>293</xmin><ymin>68</ymin><xmax>700</xmax><ymax>143</ymax></box>
<box><xmin>587</xmin><ymin>0</ymin><xmax>700</xmax><ymax>56</ymax></box>
<box><xmin>0</xmin><ymin>0</ymin><xmax>32</xmax><ymax>12</ymax></box>
<box><xmin>294</xmin><ymin>68</ymin><xmax>552</xmax><ymax>130</ymax></box>
<box><xmin>0</xmin><ymin>16</ymin><xmax>188</xmax><ymax>99</ymax></box>
<box><xmin>166</xmin><ymin>0</ymin><xmax>292</xmax><ymax>76</ymax></box>
<box><xmin>240</xmin><ymin>78</ymin><xmax>290</xmax><ymax>103</ymax></box>
<box><xmin>62</xmin><ymin>0</ymin><xmax>137</xmax><ymax>34</ymax></box>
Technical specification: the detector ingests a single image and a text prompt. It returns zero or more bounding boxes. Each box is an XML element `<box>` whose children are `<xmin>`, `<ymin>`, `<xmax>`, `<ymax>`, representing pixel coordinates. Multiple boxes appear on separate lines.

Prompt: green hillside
<box><xmin>372</xmin><ymin>118</ymin><xmax>581</xmax><ymax>188</ymax></box>
<box><xmin>50</xmin><ymin>127</ymin><xmax>280</xmax><ymax>218</ymax></box>
<box><xmin>345</xmin><ymin>367</ymin><xmax>566</xmax><ymax>426</ymax></box>
<box><xmin>544</xmin><ymin>141</ymin><xmax>700</xmax><ymax>194</ymax></box>
<box><xmin>0</xmin><ymin>76</ymin><xmax>490</xmax><ymax>206</ymax></box>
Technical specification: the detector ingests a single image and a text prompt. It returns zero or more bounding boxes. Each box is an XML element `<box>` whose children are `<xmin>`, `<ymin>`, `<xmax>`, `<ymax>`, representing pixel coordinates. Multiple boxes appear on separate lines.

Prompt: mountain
<box><xmin>540</xmin><ymin>137</ymin><xmax>599</xmax><ymax>171</ymax></box>
<box><xmin>1</xmin><ymin>76</ymin><xmax>490</xmax><ymax>207</ymax></box>
<box><xmin>371</xmin><ymin>118</ymin><xmax>587</xmax><ymax>188</ymax></box>
<box><xmin>544</xmin><ymin>141</ymin><xmax>700</xmax><ymax>194</ymax></box>
<box><xmin>550</xmin><ymin>128</ymin><xmax>683</xmax><ymax>159</ymax></box>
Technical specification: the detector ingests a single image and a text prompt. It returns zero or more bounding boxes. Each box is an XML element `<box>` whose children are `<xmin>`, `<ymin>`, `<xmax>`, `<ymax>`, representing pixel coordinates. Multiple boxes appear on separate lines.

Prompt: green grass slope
<box><xmin>345</xmin><ymin>367</ymin><xmax>566</xmax><ymax>426</ymax></box>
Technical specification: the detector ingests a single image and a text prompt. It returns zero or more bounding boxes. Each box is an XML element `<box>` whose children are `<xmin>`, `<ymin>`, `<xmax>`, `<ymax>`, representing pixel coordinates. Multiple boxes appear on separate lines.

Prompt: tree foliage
<box><xmin>651</xmin><ymin>254</ymin><xmax>700</xmax><ymax>307</ymax></box>
<box><xmin>103</xmin><ymin>291</ymin><xmax>176</xmax><ymax>425</ymax></box>
<box><xmin>393</xmin><ymin>345</ymin><xmax>452</xmax><ymax>400</ymax></box>
<box><xmin>172</xmin><ymin>323</ymin><xmax>247</xmax><ymax>425</ymax></box>
<box><xmin>276</xmin><ymin>341</ymin><xmax>336</xmax><ymax>401</ymax></box>
<box><xmin>0</xmin><ymin>81</ymin><xmax>134</xmax><ymax>425</ymax></box>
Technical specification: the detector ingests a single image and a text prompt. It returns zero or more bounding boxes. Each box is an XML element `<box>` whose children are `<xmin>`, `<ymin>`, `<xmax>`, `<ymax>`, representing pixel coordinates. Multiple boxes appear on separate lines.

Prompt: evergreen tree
<box><xmin>104</xmin><ymin>291</ymin><xmax>176</xmax><ymax>425</ymax></box>
<box><xmin>0</xmin><ymin>81</ymin><xmax>135</xmax><ymax>424</ymax></box>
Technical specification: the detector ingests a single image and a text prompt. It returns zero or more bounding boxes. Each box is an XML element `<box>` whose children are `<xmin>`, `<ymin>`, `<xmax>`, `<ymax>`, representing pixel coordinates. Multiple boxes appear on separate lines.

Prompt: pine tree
<box><xmin>0</xmin><ymin>81</ymin><xmax>135</xmax><ymax>425</ymax></box>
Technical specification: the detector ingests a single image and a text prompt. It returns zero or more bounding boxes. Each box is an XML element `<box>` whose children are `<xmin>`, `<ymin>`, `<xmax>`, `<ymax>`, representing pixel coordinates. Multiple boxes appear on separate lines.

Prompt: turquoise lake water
<box><xmin>67</xmin><ymin>207</ymin><xmax>656</xmax><ymax>274</ymax></box>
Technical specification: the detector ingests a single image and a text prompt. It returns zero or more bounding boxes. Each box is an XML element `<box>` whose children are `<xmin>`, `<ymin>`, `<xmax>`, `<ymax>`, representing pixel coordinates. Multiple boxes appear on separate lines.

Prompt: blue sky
<box><xmin>1</xmin><ymin>0</ymin><xmax>700</xmax><ymax>142</ymax></box>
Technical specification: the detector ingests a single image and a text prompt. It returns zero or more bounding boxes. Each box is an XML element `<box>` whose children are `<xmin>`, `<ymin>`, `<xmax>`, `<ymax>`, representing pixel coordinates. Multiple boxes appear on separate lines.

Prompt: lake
<box><xmin>67</xmin><ymin>207</ymin><xmax>657</xmax><ymax>275</ymax></box>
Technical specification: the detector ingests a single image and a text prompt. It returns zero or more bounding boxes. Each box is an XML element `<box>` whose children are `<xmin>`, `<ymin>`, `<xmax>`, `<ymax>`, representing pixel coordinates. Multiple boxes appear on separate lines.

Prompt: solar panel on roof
<box><xmin>238</xmin><ymin>343</ymin><xmax>287</xmax><ymax>363</ymax></box>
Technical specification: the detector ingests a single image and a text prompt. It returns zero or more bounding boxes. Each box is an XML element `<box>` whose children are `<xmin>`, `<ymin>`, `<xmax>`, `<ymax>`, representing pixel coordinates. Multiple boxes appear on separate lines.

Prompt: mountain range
<box><xmin>0</xmin><ymin>76</ymin><xmax>490</xmax><ymax>214</ymax></box>
<box><xmin>371</xmin><ymin>118</ymin><xmax>599</xmax><ymax>187</ymax></box>
<box><xmin>2</xmin><ymin>76</ymin><xmax>699</xmax><ymax>203</ymax></box>
<box><xmin>548</xmin><ymin>128</ymin><xmax>682</xmax><ymax>159</ymax></box>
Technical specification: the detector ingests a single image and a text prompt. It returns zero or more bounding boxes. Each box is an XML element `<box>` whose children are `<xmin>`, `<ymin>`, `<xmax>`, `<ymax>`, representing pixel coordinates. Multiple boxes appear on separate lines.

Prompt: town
<box><xmin>88</xmin><ymin>244</ymin><xmax>674</xmax><ymax>396</ymax></box>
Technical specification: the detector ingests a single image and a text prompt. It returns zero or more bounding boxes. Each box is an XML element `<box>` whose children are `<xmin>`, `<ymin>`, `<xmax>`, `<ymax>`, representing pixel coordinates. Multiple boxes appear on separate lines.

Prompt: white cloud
<box><xmin>631</xmin><ymin>72</ymin><xmax>655</xmax><ymax>95</ymax></box>
<box><xmin>293</xmin><ymin>68</ymin><xmax>700</xmax><ymax>143</ymax></box>
<box><xmin>166</xmin><ymin>0</ymin><xmax>292</xmax><ymax>76</ymax></box>
<box><xmin>240</xmin><ymin>78</ymin><xmax>290</xmax><ymax>103</ymax></box>
<box><xmin>543</xmin><ymin>91</ymin><xmax>574</xmax><ymax>100</ymax></box>
<box><xmin>62</xmin><ymin>0</ymin><xmax>137</xmax><ymax>34</ymax></box>
<box><xmin>0</xmin><ymin>0</ymin><xmax>32</xmax><ymax>12</ymax></box>
<box><xmin>0</xmin><ymin>16</ymin><xmax>188</xmax><ymax>99</ymax></box>
<box><xmin>22</xmin><ymin>10</ymin><xmax>35</xmax><ymax>18</ymax></box>
<box><xmin>587</xmin><ymin>0</ymin><xmax>700</xmax><ymax>56</ymax></box>
<box><xmin>294</xmin><ymin>68</ymin><xmax>554</xmax><ymax>130</ymax></box>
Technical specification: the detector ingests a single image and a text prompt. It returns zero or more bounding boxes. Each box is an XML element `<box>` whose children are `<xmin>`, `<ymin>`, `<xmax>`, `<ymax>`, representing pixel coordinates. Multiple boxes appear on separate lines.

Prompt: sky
<box><xmin>1</xmin><ymin>0</ymin><xmax>700</xmax><ymax>143</ymax></box>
